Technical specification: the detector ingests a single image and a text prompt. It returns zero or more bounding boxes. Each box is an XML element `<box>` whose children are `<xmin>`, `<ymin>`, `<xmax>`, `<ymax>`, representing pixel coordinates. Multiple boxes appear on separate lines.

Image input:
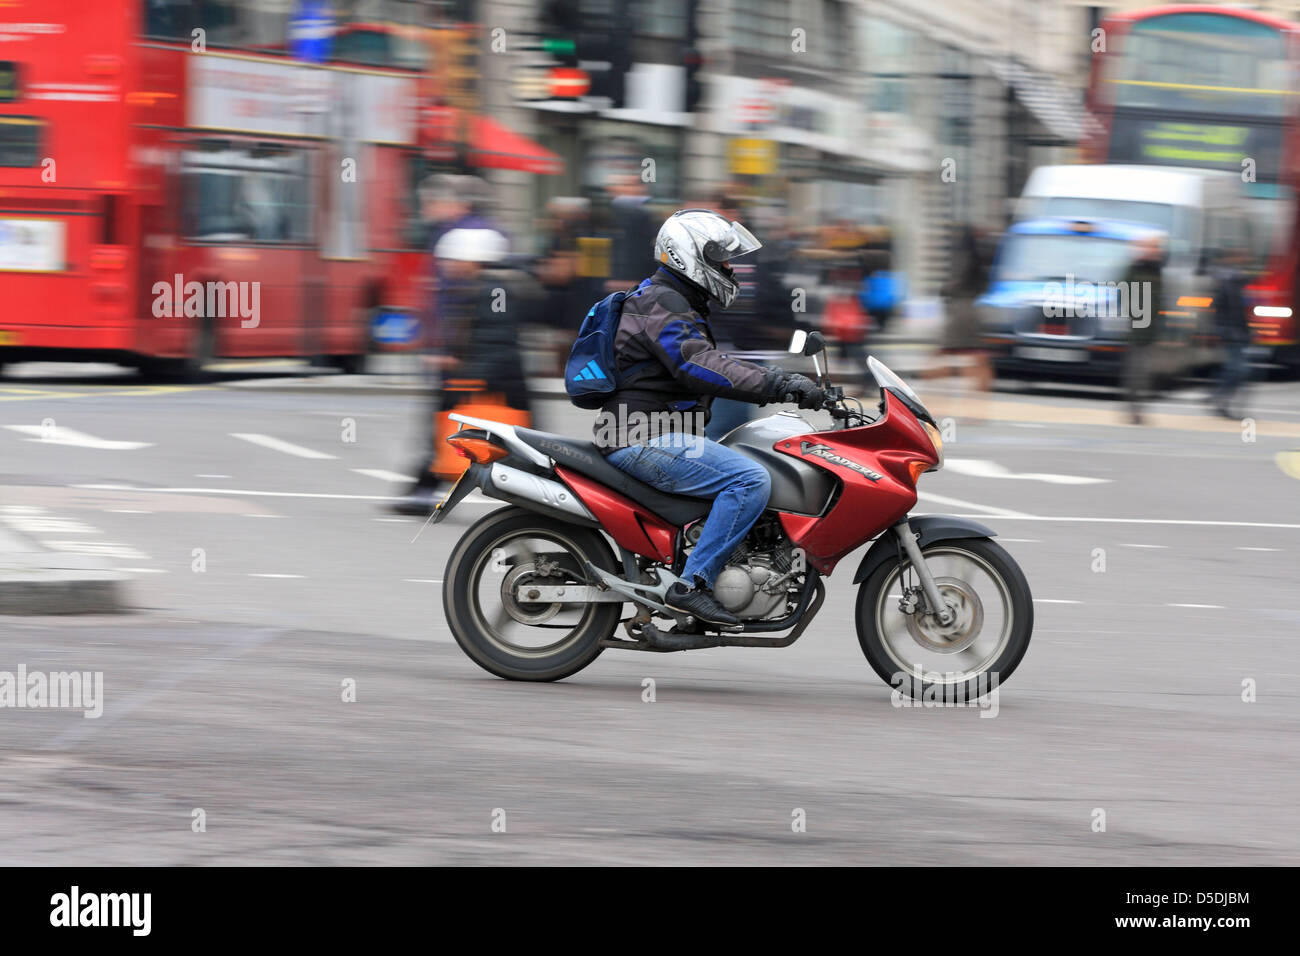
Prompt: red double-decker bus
<box><xmin>1086</xmin><ymin>4</ymin><xmax>1300</xmax><ymax>367</ymax></box>
<box><xmin>0</xmin><ymin>1</ymin><xmax>434</xmax><ymax>378</ymax></box>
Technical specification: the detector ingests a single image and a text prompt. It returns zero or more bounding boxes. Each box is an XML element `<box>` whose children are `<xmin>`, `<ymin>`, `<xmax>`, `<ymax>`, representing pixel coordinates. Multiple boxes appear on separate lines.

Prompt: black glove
<box><xmin>768</xmin><ymin>371</ymin><xmax>826</xmax><ymax>410</ymax></box>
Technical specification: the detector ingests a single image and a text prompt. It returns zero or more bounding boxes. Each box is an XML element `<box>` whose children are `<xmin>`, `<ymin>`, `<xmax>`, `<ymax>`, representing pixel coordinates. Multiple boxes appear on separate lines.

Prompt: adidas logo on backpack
<box><xmin>572</xmin><ymin>359</ymin><xmax>607</xmax><ymax>382</ymax></box>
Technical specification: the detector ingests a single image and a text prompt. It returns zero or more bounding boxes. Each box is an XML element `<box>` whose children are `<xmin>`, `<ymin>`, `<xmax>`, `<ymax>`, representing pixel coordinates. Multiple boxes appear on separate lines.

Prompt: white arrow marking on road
<box><xmin>944</xmin><ymin>458</ymin><xmax>1111</xmax><ymax>485</ymax></box>
<box><xmin>915</xmin><ymin>490</ymin><xmax>1034</xmax><ymax>518</ymax></box>
<box><xmin>353</xmin><ymin>468</ymin><xmax>416</xmax><ymax>483</ymax></box>
<box><xmin>5</xmin><ymin>425</ymin><xmax>151</xmax><ymax>450</ymax></box>
<box><xmin>229</xmin><ymin>433</ymin><xmax>336</xmax><ymax>459</ymax></box>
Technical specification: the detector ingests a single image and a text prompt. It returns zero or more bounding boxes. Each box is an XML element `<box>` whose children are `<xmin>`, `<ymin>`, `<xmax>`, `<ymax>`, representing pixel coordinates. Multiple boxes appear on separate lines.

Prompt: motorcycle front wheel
<box><xmin>443</xmin><ymin>507</ymin><xmax>623</xmax><ymax>681</ymax></box>
<box><xmin>856</xmin><ymin>537</ymin><xmax>1033</xmax><ymax>702</ymax></box>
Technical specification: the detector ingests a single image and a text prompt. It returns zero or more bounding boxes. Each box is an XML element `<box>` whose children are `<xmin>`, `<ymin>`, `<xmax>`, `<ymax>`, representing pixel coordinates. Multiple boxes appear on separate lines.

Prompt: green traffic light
<box><xmin>542</xmin><ymin>38</ymin><xmax>577</xmax><ymax>55</ymax></box>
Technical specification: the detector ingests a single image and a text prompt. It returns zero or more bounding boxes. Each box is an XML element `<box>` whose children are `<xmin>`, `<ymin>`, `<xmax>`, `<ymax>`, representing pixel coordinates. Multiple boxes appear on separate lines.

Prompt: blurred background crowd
<box><xmin>5</xmin><ymin>0</ymin><xmax>1298</xmax><ymax>433</ymax></box>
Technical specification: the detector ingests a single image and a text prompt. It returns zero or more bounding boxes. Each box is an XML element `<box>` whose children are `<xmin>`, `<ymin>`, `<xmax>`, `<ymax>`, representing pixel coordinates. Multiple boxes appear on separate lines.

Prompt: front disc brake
<box><xmin>905</xmin><ymin>576</ymin><xmax>984</xmax><ymax>654</ymax></box>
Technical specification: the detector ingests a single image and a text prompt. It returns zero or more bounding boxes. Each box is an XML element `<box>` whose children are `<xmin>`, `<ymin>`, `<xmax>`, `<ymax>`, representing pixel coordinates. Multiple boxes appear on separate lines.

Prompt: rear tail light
<box><xmin>447</xmin><ymin>436</ymin><xmax>508</xmax><ymax>464</ymax></box>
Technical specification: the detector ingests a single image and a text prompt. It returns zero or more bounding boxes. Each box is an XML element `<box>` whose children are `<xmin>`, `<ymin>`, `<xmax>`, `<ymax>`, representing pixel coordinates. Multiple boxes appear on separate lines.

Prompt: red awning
<box><xmin>467</xmin><ymin>114</ymin><xmax>563</xmax><ymax>175</ymax></box>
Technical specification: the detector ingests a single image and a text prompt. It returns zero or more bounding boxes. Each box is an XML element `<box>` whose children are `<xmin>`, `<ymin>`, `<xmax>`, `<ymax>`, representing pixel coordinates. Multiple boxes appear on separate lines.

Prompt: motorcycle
<box><xmin>432</xmin><ymin>331</ymin><xmax>1032</xmax><ymax>700</ymax></box>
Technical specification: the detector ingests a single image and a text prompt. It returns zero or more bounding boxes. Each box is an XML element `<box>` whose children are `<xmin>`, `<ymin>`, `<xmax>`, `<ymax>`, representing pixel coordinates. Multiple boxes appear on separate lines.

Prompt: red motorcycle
<box><xmin>433</xmin><ymin>332</ymin><xmax>1032</xmax><ymax>700</ymax></box>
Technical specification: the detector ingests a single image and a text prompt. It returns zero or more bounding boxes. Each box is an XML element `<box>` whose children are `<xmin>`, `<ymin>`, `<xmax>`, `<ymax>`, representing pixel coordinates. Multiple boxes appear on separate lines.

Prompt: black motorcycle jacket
<box><xmin>593</xmin><ymin>267</ymin><xmax>781</xmax><ymax>452</ymax></box>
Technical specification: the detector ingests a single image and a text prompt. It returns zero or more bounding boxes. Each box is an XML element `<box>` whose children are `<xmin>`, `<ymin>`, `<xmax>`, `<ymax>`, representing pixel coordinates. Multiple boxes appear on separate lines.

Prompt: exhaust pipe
<box><xmin>479</xmin><ymin>463</ymin><xmax>598</xmax><ymax>525</ymax></box>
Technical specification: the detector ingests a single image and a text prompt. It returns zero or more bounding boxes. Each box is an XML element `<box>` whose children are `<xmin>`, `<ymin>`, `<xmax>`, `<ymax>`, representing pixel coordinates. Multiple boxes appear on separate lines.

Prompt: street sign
<box><xmin>728</xmin><ymin>138</ymin><xmax>777</xmax><ymax>176</ymax></box>
<box><xmin>371</xmin><ymin>311</ymin><xmax>420</xmax><ymax>346</ymax></box>
<box><xmin>288</xmin><ymin>0</ymin><xmax>334</xmax><ymax>64</ymax></box>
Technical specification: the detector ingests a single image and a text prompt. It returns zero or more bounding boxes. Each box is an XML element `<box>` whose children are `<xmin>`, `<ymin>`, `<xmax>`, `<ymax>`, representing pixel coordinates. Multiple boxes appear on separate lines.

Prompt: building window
<box><xmin>863</xmin><ymin>17</ymin><xmax>918</xmax><ymax>115</ymax></box>
<box><xmin>630</xmin><ymin>0</ymin><xmax>688</xmax><ymax>39</ymax></box>
<box><xmin>732</xmin><ymin>0</ymin><xmax>790</xmax><ymax>58</ymax></box>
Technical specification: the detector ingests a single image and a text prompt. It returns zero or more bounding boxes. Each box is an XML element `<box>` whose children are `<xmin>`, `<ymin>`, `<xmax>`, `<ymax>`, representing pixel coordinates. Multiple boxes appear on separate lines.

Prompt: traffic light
<box><xmin>684</xmin><ymin>0</ymin><xmax>702</xmax><ymax>114</ymax></box>
<box><xmin>529</xmin><ymin>0</ymin><xmax>630</xmax><ymax>110</ymax></box>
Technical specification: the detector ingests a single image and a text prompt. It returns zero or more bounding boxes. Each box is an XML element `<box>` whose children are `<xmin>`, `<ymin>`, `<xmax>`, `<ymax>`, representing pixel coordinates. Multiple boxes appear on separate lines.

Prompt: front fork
<box><xmin>893</xmin><ymin>519</ymin><xmax>956</xmax><ymax>626</ymax></box>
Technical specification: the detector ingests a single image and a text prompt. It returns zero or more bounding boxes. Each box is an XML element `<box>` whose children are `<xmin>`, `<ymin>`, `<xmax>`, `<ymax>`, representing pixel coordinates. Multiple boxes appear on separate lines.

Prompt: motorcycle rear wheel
<box><xmin>443</xmin><ymin>507</ymin><xmax>623</xmax><ymax>681</ymax></box>
<box><xmin>856</xmin><ymin>537</ymin><xmax>1033</xmax><ymax>702</ymax></box>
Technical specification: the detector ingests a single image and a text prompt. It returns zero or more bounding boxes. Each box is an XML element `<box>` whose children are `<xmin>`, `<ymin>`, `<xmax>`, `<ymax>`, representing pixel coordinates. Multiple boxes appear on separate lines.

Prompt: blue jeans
<box><xmin>1214</xmin><ymin>341</ymin><xmax>1250</xmax><ymax>406</ymax></box>
<box><xmin>607</xmin><ymin>434</ymin><xmax>771</xmax><ymax>588</ymax></box>
<box><xmin>704</xmin><ymin>397</ymin><xmax>753</xmax><ymax>441</ymax></box>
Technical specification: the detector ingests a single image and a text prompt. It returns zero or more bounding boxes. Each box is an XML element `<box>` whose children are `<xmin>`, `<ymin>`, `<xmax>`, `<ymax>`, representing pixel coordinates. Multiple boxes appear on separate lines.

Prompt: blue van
<box><xmin>976</xmin><ymin>217</ymin><xmax>1202</xmax><ymax>380</ymax></box>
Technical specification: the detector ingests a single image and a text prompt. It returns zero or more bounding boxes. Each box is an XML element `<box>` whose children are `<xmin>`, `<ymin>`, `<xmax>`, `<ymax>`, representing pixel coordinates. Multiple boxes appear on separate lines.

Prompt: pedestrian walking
<box><xmin>1208</xmin><ymin>245</ymin><xmax>1253</xmax><ymax>419</ymax></box>
<box><xmin>1121</xmin><ymin>233</ymin><xmax>1167</xmax><ymax>425</ymax></box>
<box><xmin>924</xmin><ymin>224</ymin><xmax>993</xmax><ymax>420</ymax></box>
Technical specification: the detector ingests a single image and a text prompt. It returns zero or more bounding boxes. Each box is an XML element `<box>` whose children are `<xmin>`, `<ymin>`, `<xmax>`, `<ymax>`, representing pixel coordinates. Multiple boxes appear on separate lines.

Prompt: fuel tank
<box><xmin>720</xmin><ymin>412</ymin><xmax>837</xmax><ymax>516</ymax></box>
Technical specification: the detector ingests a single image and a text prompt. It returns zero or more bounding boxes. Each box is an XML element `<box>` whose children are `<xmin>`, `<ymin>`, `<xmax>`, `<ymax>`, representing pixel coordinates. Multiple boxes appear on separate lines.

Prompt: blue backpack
<box><xmin>564</xmin><ymin>280</ymin><xmax>651</xmax><ymax>409</ymax></box>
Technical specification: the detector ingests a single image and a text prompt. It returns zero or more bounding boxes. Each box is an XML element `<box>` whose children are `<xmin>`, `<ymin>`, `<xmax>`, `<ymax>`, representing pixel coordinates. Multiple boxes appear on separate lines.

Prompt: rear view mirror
<box><xmin>802</xmin><ymin>330</ymin><xmax>827</xmax><ymax>357</ymax></box>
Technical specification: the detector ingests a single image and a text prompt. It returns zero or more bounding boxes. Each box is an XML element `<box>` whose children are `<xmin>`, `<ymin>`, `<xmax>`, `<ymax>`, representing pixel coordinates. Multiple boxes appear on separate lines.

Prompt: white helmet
<box><xmin>654</xmin><ymin>209</ymin><xmax>761</xmax><ymax>309</ymax></box>
<box><xmin>435</xmin><ymin>227</ymin><xmax>508</xmax><ymax>263</ymax></box>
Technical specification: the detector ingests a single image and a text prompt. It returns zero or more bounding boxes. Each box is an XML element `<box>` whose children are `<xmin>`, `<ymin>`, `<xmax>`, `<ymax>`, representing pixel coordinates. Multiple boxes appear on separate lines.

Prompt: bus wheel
<box><xmin>144</xmin><ymin>316</ymin><xmax>215</xmax><ymax>383</ymax></box>
<box><xmin>327</xmin><ymin>306</ymin><xmax>375</xmax><ymax>375</ymax></box>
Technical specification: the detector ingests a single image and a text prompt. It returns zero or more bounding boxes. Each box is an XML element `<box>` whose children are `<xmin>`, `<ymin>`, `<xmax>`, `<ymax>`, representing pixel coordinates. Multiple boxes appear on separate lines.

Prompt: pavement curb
<box><xmin>0</xmin><ymin>525</ymin><xmax>129</xmax><ymax>615</ymax></box>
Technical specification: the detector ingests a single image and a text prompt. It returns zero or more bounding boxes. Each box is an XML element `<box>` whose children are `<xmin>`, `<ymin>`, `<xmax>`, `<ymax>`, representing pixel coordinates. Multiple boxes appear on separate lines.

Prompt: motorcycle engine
<box><xmin>713</xmin><ymin>557</ymin><xmax>789</xmax><ymax>620</ymax></box>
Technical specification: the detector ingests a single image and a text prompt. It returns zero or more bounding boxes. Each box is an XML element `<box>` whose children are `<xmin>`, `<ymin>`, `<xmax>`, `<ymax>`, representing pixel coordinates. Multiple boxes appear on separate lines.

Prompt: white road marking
<box><xmin>71</xmin><ymin>483</ymin><xmax>137</xmax><ymax>490</ymax></box>
<box><xmin>106</xmin><ymin>509</ymin><xmax>152</xmax><ymax>514</ymax></box>
<box><xmin>943</xmin><ymin>514</ymin><xmax>1300</xmax><ymax>530</ymax></box>
<box><xmin>1237</xmin><ymin>547</ymin><xmax>1282</xmax><ymax>552</ymax></box>
<box><xmin>43</xmin><ymin>541</ymin><xmax>146</xmax><ymax>560</ymax></box>
<box><xmin>154</xmin><ymin>488</ymin><xmax>395</xmax><ymax>500</ymax></box>
<box><xmin>404</xmin><ymin>578</ymin><xmax>442</xmax><ymax>584</ymax></box>
<box><xmin>3</xmin><ymin>515</ymin><xmax>97</xmax><ymax>535</ymax></box>
<box><xmin>945</xmin><ymin>458</ymin><xmax>1110</xmax><ymax>485</ymax></box>
<box><xmin>915</xmin><ymin>491</ymin><xmax>1034</xmax><ymax>518</ymax></box>
<box><xmin>229</xmin><ymin>433</ymin><xmax>336</xmax><ymax>460</ymax></box>
<box><xmin>1168</xmin><ymin>603</ymin><xmax>1224</xmax><ymax>609</ymax></box>
<box><xmin>1034</xmin><ymin>599</ymin><xmax>1082</xmax><ymax>604</ymax></box>
<box><xmin>196</xmin><ymin>473</ymin><xmax>230</xmax><ymax>478</ymax></box>
<box><xmin>120</xmin><ymin>567</ymin><xmax>169</xmax><ymax>574</ymax></box>
<box><xmin>1121</xmin><ymin>543</ymin><xmax>1168</xmax><ymax>549</ymax></box>
<box><xmin>130</xmin><ymin>486</ymin><xmax>501</xmax><ymax>504</ymax></box>
<box><xmin>1000</xmin><ymin>538</ymin><xmax>1040</xmax><ymax>543</ymax></box>
<box><xmin>353</xmin><ymin>468</ymin><xmax>416</xmax><ymax>483</ymax></box>
<box><xmin>248</xmin><ymin>573</ymin><xmax>304</xmax><ymax>579</ymax></box>
<box><xmin>4</xmin><ymin>424</ymin><xmax>152</xmax><ymax>450</ymax></box>
<box><xmin>241</xmin><ymin>513</ymin><xmax>281</xmax><ymax>518</ymax></box>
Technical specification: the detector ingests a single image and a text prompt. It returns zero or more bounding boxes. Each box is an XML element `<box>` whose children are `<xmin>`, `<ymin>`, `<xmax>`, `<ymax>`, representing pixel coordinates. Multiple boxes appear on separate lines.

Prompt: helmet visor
<box><xmin>703</xmin><ymin>221</ymin><xmax>762</xmax><ymax>264</ymax></box>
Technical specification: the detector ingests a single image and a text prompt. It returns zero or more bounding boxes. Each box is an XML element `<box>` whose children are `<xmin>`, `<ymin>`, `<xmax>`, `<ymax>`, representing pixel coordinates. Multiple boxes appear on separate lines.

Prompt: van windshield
<box><xmin>995</xmin><ymin>234</ymin><xmax>1136</xmax><ymax>284</ymax></box>
<box><xmin>1029</xmin><ymin>198</ymin><xmax>1186</xmax><ymax>259</ymax></box>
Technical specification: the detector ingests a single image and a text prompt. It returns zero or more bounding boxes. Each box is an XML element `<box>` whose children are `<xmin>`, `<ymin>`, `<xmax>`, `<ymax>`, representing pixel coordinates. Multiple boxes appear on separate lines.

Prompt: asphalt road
<box><xmin>1</xmin><ymin>366</ymin><xmax>1298</xmax><ymax>864</ymax></box>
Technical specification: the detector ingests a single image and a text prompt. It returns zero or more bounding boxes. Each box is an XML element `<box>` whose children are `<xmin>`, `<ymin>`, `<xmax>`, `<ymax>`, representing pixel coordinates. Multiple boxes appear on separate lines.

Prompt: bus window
<box><xmin>183</xmin><ymin>143</ymin><xmax>310</xmax><ymax>243</ymax></box>
<box><xmin>143</xmin><ymin>0</ymin><xmax>249</xmax><ymax>48</ymax></box>
<box><xmin>0</xmin><ymin>116</ymin><xmax>42</xmax><ymax>167</ymax></box>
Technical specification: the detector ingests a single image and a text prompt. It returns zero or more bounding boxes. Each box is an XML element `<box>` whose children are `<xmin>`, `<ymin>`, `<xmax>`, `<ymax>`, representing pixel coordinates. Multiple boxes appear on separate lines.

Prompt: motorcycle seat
<box><xmin>514</xmin><ymin>427</ymin><xmax>712</xmax><ymax>526</ymax></box>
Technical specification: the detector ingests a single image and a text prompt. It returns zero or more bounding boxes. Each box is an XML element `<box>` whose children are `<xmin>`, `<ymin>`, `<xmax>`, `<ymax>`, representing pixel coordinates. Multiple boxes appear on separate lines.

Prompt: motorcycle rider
<box><xmin>598</xmin><ymin>209</ymin><xmax>825</xmax><ymax>626</ymax></box>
